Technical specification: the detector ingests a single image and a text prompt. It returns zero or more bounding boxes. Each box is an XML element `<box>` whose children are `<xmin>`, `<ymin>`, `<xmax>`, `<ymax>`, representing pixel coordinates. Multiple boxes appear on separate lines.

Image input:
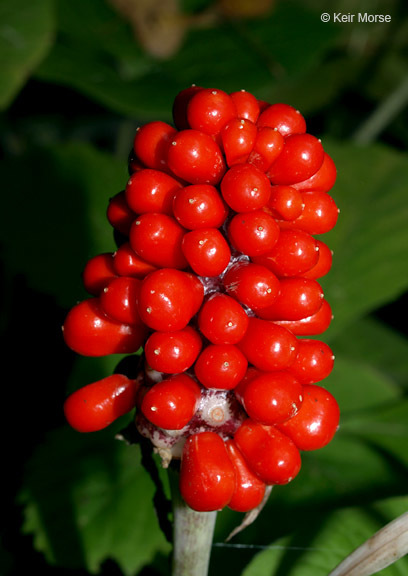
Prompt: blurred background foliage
<box><xmin>1</xmin><ymin>0</ymin><xmax>408</xmax><ymax>574</ymax></box>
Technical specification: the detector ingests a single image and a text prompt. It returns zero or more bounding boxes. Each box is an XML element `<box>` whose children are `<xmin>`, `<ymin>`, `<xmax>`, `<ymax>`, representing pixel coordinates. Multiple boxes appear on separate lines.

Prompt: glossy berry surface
<box><xmin>237</xmin><ymin>317</ymin><xmax>298</xmax><ymax>371</ymax></box>
<box><xmin>223</xmin><ymin>261</ymin><xmax>280</xmax><ymax>311</ymax></box>
<box><xmin>133</xmin><ymin>120</ymin><xmax>177</xmax><ymax>172</ymax></box>
<box><xmin>220</xmin><ymin>162</ymin><xmax>271</xmax><ymax>212</ymax></box>
<box><xmin>226</xmin><ymin>439</ymin><xmax>266</xmax><ymax>512</ymax></box>
<box><xmin>167</xmin><ymin>129</ymin><xmax>226</xmax><ymax>185</ymax></box>
<box><xmin>62</xmin><ymin>85</ymin><xmax>340</xmax><ymax>515</ymax></box>
<box><xmin>238</xmin><ymin>370</ymin><xmax>303</xmax><ymax>425</ymax></box>
<box><xmin>64</xmin><ymin>374</ymin><xmax>139</xmax><ymax>433</ymax></box>
<box><xmin>194</xmin><ymin>344</ymin><xmax>248</xmax><ymax>390</ymax></box>
<box><xmin>181</xmin><ymin>227</ymin><xmax>231</xmax><ymax>277</ymax></box>
<box><xmin>138</xmin><ymin>268</ymin><xmax>203</xmax><ymax>331</ymax></box>
<box><xmin>63</xmin><ymin>298</ymin><xmax>146</xmax><ymax>357</ymax></box>
<box><xmin>256</xmin><ymin>277</ymin><xmax>324</xmax><ymax>321</ymax></box>
<box><xmin>180</xmin><ymin>431</ymin><xmax>236</xmax><ymax>511</ymax></box>
<box><xmin>267</xmin><ymin>133</ymin><xmax>324</xmax><ymax>185</ymax></box>
<box><xmin>288</xmin><ymin>339</ymin><xmax>335</xmax><ymax>384</ymax></box>
<box><xmin>99</xmin><ymin>276</ymin><xmax>143</xmax><ymax>326</ymax></box>
<box><xmin>141</xmin><ymin>374</ymin><xmax>201</xmax><ymax>430</ymax></box>
<box><xmin>129</xmin><ymin>212</ymin><xmax>187</xmax><ymax>269</ymax></box>
<box><xmin>257</xmin><ymin>102</ymin><xmax>306</xmax><ymax>136</ymax></box>
<box><xmin>144</xmin><ymin>326</ymin><xmax>202</xmax><ymax>374</ymax></box>
<box><xmin>198</xmin><ymin>293</ymin><xmax>249</xmax><ymax>345</ymax></box>
<box><xmin>125</xmin><ymin>168</ymin><xmax>181</xmax><ymax>215</ymax></box>
<box><xmin>277</xmin><ymin>384</ymin><xmax>340</xmax><ymax>451</ymax></box>
<box><xmin>228</xmin><ymin>209</ymin><xmax>280</xmax><ymax>256</ymax></box>
<box><xmin>172</xmin><ymin>184</ymin><xmax>228</xmax><ymax>229</ymax></box>
<box><xmin>234</xmin><ymin>419</ymin><xmax>302</xmax><ymax>485</ymax></box>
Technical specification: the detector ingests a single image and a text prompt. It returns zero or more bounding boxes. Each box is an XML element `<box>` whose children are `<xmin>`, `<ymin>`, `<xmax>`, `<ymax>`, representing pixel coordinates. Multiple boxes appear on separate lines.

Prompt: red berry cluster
<box><xmin>62</xmin><ymin>86</ymin><xmax>340</xmax><ymax>514</ymax></box>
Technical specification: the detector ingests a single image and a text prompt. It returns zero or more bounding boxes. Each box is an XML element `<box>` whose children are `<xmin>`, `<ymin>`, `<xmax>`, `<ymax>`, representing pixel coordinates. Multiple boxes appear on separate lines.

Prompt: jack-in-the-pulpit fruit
<box><xmin>62</xmin><ymin>86</ymin><xmax>340</xmax><ymax>514</ymax></box>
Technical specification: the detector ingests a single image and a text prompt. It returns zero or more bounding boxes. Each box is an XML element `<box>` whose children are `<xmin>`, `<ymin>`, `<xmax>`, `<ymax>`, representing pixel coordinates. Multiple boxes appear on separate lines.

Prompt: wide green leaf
<box><xmin>19</xmin><ymin>425</ymin><xmax>171</xmax><ymax>575</ymax></box>
<box><xmin>0</xmin><ymin>0</ymin><xmax>54</xmax><ymax>109</ymax></box>
<box><xmin>328</xmin><ymin>315</ymin><xmax>408</xmax><ymax>391</ymax></box>
<box><xmin>241</xmin><ymin>496</ymin><xmax>408</xmax><ymax>576</ymax></box>
<box><xmin>318</xmin><ymin>140</ymin><xmax>408</xmax><ymax>338</ymax></box>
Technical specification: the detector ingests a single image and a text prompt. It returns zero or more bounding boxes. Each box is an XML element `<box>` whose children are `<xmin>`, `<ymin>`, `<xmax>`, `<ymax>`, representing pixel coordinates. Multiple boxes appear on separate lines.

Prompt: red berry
<box><xmin>223</xmin><ymin>261</ymin><xmax>280</xmax><ymax>311</ymax></box>
<box><xmin>273</xmin><ymin>298</ymin><xmax>333</xmax><ymax>336</ymax></box>
<box><xmin>187</xmin><ymin>88</ymin><xmax>237</xmax><ymax>140</ymax></box>
<box><xmin>180</xmin><ymin>431</ymin><xmax>236</xmax><ymax>511</ymax></box>
<box><xmin>238</xmin><ymin>317</ymin><xmax>298</xmax><ymax>371</ymax></box>
<box><xmin>182</xmin><ymin>228</ymin><xmax>231</xmax><ymax>277</ymax></box>
<box><xmin>138</xmin><ymin>268</ymin><xmax>204</xmax><ymax>331</ymax></box>
<box><xmin>226</xmin><ymin>439</ymin><xmax>266</xmax><ymax>512</ymax></box>
<box><xmin>172</xmin><ymin>85</ymin><xmax>203</xmax><ymax>130</ymax></box>
<box><xmin>64</xmin><ymin>374</ymin><xmax>139</xmax><ymax>433</ymax></box>
<box><xmin>113</xmin><ymin>242</ymin><xmax>158</xmax><ymax>278</ymax></box>
<box><xmin>302</xmin><ymin>239</ymin><xmax>333</xmax><ymax>280</ymax></box>
<box><xmin>194</xmin><ymin>344</ymin><xmax>248</xmax><ymax>390</ymax></box>
<box><xmin>277</xmin><ymin>384</ymin><xmax>340</xmax><ymax>451</ymax></box>
<box><xmin>141</xmin><ymin>373</ymin><xmax>201</xmax><ymax>430</ymax></box>
<box><xmin>233</xmin><ymin>366</ymin><xmax>263</xmax><ymax>405</ymax></box>
<box><xmin>99</xmin><ymin>276</ymin><xmax>143</xmax><ymax>325</ymax></box>
<box><xmin>167</xmin><ymin>129</ymin><xmax>226</xmax><ymax>185</ymax></box>
<box><xmin>247</xmin><ymin>126</ymin><xmax>284</xmax><ymax>172</ymax></box>
<box><xmin>266</xmin><ymin>185</ymin><xmax>304</xmax><ymax>221</ymax></box>
<box><xmin>288</xmin><ymin>339</ymin><xmax>335</xmax><ymax>384</ymax></box>
<box><xmin>229</xmin><ymin>90</ymin><xmax>261</xmax><ymax>123</ymax></box>
<box><xmin>133</xmin><ymin>121</ymin><xmax>177</xmax><ymax>172</ymax></box>
<box><xmin>228</xmin><ymin>210</ymin><xmax>280</xmax><ymax>256</ymax></box>
<box><xmin>256</xmin><ymin>277</ymin><xmax>324</xmax><ymax>321</ymax></box>
<box><xmin>257</xmin><ymin>102</ymin><xmax>306</xmax><ymax>137</ymax></box>
<box><xmin>221</xmin><ymin>118</ymin><xmax>257</xmax><ymax>167</ymax></box>
<box><xmin>293</xmin><ymin>152</ymin><xmax>337</xmax><ymax>193</ymax></box>
<box><xmin>267</xmin><ymin>133</ymin><xmax>324</xmax><ymax>185</ymax></box>
<box><xmin>279</xmin><ymin>190</ymin><xmax>339</xmax><ymax>235</ymax></box>
<box><xmin>220</xmin><ymin>162</ymin><xmax>271</xmax><ymax>212</ymax></box>
<box><xmin>234</xmin><ymin>419</ymin><xmax>301</xmax><ymax>485</ymax></box>
<box><xmin>125</xmin><ymin>168</ymin><xmax>182</xmax><ymax>215</ymax></box>
<box><xmin>106</xmin><ymin>191</ymin><xmax>135</xmax><ymax>236</ymax></box>
<box><xmin>198</xmin><ymin>293</ymin><xmax>249</xmax><ymax>345</ymax></box>
<box><xmin>172</xmin><ymin>184</ymin><xmax>228</xmax><ymax>229</ymax></box>
<box><xmin>252</xmin><ymin>228</ymin><xmax>319</xmax><ymax>277</ymax></box>
<box><xmin>129</xmin><ymin>212</ymin><xmax>188</xmax><ymax>270</ymax></box>
<box><xmin>62</xmin><ymin>298</ymin><xmax>146</xmax><ymax>357</ymax></box>
<box><xmin>82</xmin><ymin>253</ymin><xmax>117</xmax><ymax>296</ymax></box>
<box><xmin>144</xmin><ymin>326</ymin><xmax>202</xmax><ymax>374</ymax></box>
<box><xmin>239</xmin><ymin>371</ymin><xmax>303</xmax><ymax>425</ymax></box>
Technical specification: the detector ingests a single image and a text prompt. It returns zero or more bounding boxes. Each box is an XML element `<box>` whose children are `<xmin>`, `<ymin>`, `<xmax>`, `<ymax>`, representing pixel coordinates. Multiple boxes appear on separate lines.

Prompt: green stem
<box><xmin>352</xmin><ymin>74</ymin><xmax>408</xmax><ymax>144</ymax></box>
<box><xmin>169</xmin><ymin>467</ymin><xmax>217</xmax><ymax>576</ymax></box>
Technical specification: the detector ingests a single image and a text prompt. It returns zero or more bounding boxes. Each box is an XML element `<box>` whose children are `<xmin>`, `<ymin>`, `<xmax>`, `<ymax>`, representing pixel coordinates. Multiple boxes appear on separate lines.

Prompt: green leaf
<box><xmin>318</xmin><ymin>141</ymin><xmax>408</xmax><ymax>337</ymax></box>
<box><xmin>343</xmin><ymin>399</ymin><xmax>408</xmax><ymax>468</ymax></box>
<box><xmin>0</xmin><ymin>0</ymin><xmax>54</xmax><ymax>109</ymax></box>
<box><xmin>323</xmin><ymin>354</ymin><xmax>400</xmax><ymax>413</ymax></box>
<box><xmin>19</xmin><ymin>426</ymin><xmax>171</xmax><ymax>575</ymax></box>
<box><xmin>0</xmin><ymin>142</ymin><xmax>128</xmax><ymax>307</ymax></box>
<box><xmin>328</xmin><ymin>315</ymin><xmax>408</xmax><ymax>391</ymax></box>
<box><xmin>241</xmin><ymin>496</ymin><xmax>408</xmax><ymax>576</ymax></box>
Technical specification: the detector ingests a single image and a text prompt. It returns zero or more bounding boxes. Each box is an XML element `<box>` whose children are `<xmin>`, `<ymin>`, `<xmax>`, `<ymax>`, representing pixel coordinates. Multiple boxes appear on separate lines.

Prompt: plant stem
<box><xmin>352</xmin><ymin>74</ymin><xmax>408</xmax><ymax>144</ymax></box>
<box><xmin>169</xmin><ymin>467</ymin><xmax>217</xmax><ymax>576</ymax></box>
